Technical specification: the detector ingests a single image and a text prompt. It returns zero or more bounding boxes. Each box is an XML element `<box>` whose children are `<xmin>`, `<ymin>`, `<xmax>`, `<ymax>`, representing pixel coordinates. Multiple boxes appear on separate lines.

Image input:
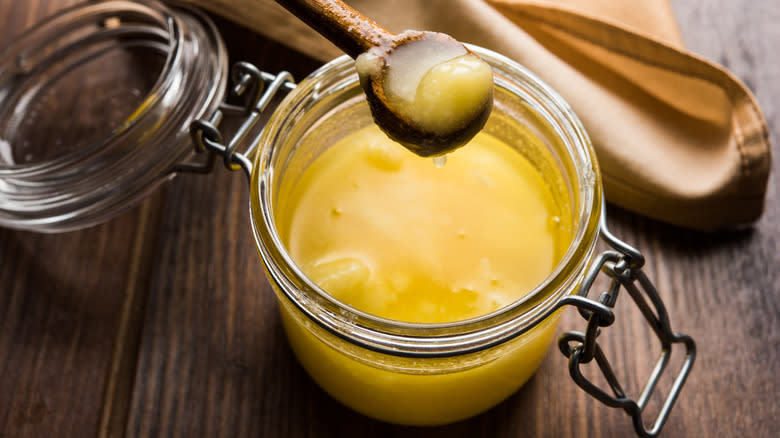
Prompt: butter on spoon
<box><xmin>275</xmin><ymin>0</ymin><xmax>493</xmax><ymax>157</ymax></box>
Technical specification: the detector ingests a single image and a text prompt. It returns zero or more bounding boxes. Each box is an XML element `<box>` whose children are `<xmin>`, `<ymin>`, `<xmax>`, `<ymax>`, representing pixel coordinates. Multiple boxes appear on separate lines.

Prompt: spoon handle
<box><xmin>275</xmin><ymin>0</ymin><xmax>395</xmax><ymax>58</ymax></box>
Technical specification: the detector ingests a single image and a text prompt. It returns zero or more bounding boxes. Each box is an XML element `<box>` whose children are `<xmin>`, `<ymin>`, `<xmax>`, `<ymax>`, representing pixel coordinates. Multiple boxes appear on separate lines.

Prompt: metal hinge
<box><xmin>558</xmin><ymin>208</ymin><xmax>696</xmax><ymax>437</ymax></box>
<box><xmin>177</xmin><ymin>62</ymin><xmax>296</xmax><ymax>180</ymax></box>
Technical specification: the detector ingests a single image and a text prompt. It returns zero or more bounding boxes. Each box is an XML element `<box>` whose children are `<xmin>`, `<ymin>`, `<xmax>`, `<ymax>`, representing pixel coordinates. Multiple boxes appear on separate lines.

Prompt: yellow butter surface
<box><xmin>278</xmin><ymin>125</ymin><xmax>570</xmax><ymax>323</ymax></box>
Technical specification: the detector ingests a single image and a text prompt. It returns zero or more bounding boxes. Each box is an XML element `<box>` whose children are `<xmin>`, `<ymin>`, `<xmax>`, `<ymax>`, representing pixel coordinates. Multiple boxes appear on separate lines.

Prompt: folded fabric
<box><xmin>181</xmin><ymin>0</ymin><xmax>771</xmax><ymax>230</ymax></box>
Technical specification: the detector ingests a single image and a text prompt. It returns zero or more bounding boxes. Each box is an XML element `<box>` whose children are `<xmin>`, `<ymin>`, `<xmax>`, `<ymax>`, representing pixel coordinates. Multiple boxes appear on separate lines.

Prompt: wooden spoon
<box><xmin>275</xmin><ymin>0</ymin><xmax>494</xmax><ymax>157</ymax></box>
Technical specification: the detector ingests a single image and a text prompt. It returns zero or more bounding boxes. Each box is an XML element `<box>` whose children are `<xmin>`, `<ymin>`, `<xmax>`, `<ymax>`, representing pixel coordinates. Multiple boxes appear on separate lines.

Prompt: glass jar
<box><xmin>0</xmin><ymin>1</ymin><xmax>694</xmax><ymax>436</ymax></box>
<box><xmin>248</xmin><ymin>49</ymin><xmax>695</xmax><ymax>432</ymax></box>
<box><xmin>250</xmin><ymin>48</ymin><xmax>600</xmax><ymax>425</ymax></box>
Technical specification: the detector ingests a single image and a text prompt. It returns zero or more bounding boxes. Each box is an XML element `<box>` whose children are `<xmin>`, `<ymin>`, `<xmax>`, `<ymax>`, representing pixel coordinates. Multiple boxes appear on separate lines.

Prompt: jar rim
<box><xmin>252</xmin><ymin>46</ymin><xmax>603</xmax><ymax>357</ymax></box>
<box><xmin>0</xmin><ymin>0</ymin><xmax>227</xmax><ymax>232</ymax></box>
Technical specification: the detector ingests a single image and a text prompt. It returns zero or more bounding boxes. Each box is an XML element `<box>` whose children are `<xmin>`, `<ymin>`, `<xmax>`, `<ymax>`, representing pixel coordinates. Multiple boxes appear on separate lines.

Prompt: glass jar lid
<box><xmin>0</xmin><ymin>0</ymin><xmax>227</xmax><ymax>232</ymax></box>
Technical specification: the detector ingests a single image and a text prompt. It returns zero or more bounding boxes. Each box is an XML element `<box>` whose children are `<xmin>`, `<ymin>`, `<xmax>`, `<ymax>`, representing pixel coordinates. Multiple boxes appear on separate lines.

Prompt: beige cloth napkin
<box><xmin>182</xmin><ymin>0</ymin><xmax>771</xmax><ymax>230</ymax></box>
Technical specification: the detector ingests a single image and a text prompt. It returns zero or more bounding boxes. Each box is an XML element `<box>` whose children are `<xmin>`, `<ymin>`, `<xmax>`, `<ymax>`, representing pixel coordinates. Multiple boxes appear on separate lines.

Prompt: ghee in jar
<box><xmin>273</xmin><ymin>124</ymin><xmax>573</xmax><ymax>424</ymax></box>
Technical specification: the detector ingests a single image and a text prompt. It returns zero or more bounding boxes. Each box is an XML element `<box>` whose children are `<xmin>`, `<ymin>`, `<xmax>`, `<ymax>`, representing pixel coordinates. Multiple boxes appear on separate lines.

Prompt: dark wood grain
<box><xmin>0</xmin><ymin>1</ymin><xmax>164</xmax><ymax>438</ymax></box>
<box><xmin>0</xmin><ymin>1</ymin><xmax>777</xmax><ymax>437</ymax></box>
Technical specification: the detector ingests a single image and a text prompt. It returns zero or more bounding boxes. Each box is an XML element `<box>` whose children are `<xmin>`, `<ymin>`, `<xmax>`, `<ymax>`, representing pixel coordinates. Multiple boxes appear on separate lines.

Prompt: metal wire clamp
<box><xmin>558</xmin><ymin>208</ymin><xmax>696</xmax><ymax>437</ymax></box>
<box><xmin>178</xmin><ymin>63</ymin><xmax>296</xmax><ymax>180</ymax></box>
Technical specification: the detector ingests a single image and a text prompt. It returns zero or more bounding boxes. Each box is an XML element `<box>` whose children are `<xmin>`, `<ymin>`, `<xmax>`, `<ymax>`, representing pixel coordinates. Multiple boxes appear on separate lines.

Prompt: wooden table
<box><xmin>1</xmin><ymin>1</ymin><xmax>777</xmax><ymax>436</ymax></box>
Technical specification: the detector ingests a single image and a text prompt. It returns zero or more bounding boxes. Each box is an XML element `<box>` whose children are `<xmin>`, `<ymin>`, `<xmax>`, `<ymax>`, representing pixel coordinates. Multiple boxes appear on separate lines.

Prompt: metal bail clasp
<box><xmin>178</xmin><ymin>62</ymin><xmax>296</xmax><ymax>180</ymax></box>
<box><xmin>558</xmin><ymin>207</ymin><xmax>696</xmax><ymax>438</ymax></box>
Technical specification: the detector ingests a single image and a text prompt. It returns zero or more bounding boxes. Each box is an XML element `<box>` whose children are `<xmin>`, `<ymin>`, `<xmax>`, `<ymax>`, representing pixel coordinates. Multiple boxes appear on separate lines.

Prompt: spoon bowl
<box><xmin>276</xmin><ymin>0</ymin><xmax>493</xmax><ymax>156</ymax></box>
